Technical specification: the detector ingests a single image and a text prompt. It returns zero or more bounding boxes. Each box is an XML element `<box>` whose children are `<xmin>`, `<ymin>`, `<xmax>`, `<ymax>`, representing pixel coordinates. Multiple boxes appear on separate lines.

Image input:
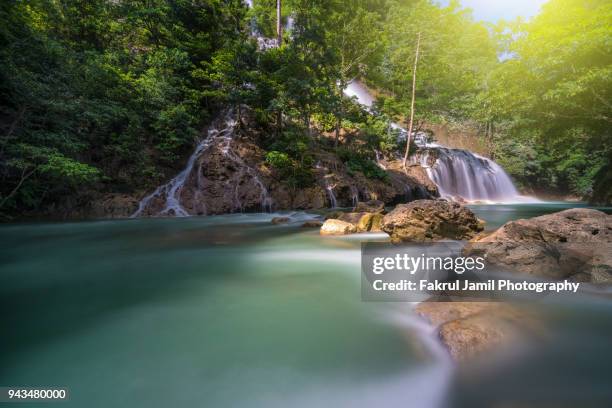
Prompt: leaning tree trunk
<box><xmin>402</xmin><ymin>32</ymin><xmax>421</xmax><ymax>170</ymax></box>
<box><xmin>335</xmin><ymin>80</ymin><xmax>345</xmax><ymax>147</ymax></box>
<box><xmin>277</xmin><ymin>0</ymin><xmax>282</xmax><ymax>46</ymax></box>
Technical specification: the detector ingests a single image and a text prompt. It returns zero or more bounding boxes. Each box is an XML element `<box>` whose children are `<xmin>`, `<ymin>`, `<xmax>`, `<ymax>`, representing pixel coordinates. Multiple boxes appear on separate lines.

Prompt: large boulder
<box><xmin>381</xmin><ymin>200</ymin><xmax>484</xmax><ymax>242</ymax></box>
<box><xmin>320</xmin><ymin>219</ymin><xmax>358</xmax><ymax>235</ymax></box>
<box><xmin>465</xmin><ymin>208</ymin><xmax>612</xmax><ymax>282</ymax></box>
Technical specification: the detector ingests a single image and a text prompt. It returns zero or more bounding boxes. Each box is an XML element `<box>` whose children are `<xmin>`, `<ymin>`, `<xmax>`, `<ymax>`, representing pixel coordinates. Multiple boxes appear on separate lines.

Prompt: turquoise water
<box><xmin>1</xmin><ymin>204</ymin><xmax>611</xmax><ymax>407</ymax></box>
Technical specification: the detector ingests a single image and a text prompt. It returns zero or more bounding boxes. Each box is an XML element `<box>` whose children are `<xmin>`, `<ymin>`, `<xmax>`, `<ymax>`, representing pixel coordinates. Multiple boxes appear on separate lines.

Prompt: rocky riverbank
<box><xmin>321</xmin><ymin>200</ymin><xmax>611</xmax><ymax>362</ymax></box>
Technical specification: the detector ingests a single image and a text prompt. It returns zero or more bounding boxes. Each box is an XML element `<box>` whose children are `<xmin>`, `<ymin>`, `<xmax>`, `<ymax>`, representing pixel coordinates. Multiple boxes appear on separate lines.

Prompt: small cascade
<box><xmin>325</xmin><ymin>182</ymin><xmax>338</xmax><ymax>209</ymax></box>
<box><xmin>315</xmin><ymin>161</ymin><xmax>339</xmax><ymax>209</ymax></box>
<box><xmin>132</xmin><ymin>110</ymin><xmax>272</xmax><ymax>217</ymax></box>
<box><xmin>350</xmin><ymin>186</ymin><xmax>359</xmax><ymax>207</ymax></box>
<box><xmin>374</xmin><ymin>150</ymin><xmax>387</xmax><ymax>170</ymax></box>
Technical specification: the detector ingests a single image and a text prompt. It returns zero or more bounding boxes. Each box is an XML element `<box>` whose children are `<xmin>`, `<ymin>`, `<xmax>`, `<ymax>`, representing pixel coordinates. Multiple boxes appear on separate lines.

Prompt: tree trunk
<box><xmin>277</xmin><ymin>0</ymin><xmax>282</xmax><ymax>46</ymax></box>
<box><xmin>276</xmin><ymin>110</ymin><xmax>282</xmax><ymax>136</ymax></box>
<box><xmin>402</xmin><ymin>32</ymin><xmax>421</xmax><ymax>170</ymax></box>
<box><xmin>0</xmin><ymin>166</ymin><xmax>36</xmax><ymax>211</ymax></box>
<box><xmin>335</xmin><ymin>79</ymin><xmax>345</xmax><ymax>148</ymax></box>
<box><xmin>334</xmin><ymin>116</ymin><xmax>341</xmax><ymax>147</ymax></box>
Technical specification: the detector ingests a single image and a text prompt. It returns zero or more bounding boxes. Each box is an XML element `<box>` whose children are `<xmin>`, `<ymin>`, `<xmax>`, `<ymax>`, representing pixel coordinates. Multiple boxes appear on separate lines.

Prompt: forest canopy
<box><xmin>0</xmin><ymin>0</ymin><xmax>610</xmax><ymax>216</ymax></box>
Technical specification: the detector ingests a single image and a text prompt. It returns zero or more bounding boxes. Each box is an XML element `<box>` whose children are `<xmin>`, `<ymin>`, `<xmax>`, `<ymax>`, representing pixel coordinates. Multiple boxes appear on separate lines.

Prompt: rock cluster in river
<box><xmin>381</xmin><ymin>199</ymin><xmax>485</xmax><ymax>243</ymax></box>
<box><xmin>465</xmin><ymin>208</ymin><xmax>612</xmax><ymax>283</ymax></box>
<box><xmin>319</xmin><ymin>201</ymin><xmax>386</xmax><ymax>235</ymax></box>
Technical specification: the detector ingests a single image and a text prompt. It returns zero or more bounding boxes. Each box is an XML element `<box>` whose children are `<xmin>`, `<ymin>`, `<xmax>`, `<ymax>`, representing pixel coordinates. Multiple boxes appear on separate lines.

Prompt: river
<box><xmin>1</xmin><ymin>203</ymin><xmax>611</xmax><ymax>407</ymax></box>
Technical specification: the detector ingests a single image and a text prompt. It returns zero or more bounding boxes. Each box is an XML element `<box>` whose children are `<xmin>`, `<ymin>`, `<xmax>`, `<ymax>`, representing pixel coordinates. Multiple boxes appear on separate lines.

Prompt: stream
<box><xmin>1</xmin><ymin>203</ymin><xmax>612</xmax><ymax>407</ymax></box>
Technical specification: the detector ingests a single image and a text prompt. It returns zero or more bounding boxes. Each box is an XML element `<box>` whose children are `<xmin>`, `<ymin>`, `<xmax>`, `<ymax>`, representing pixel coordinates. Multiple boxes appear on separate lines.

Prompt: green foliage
<box><xmin>0</xmin><ymin>0</ymin><xmax>248</xmax><ymax>214</ymax></box>
<box><xmin>265</xmin><ymin>150</ymin><xmax>315</xmax><ymax>189</ymax></box>
<box><xmin>337</xmin><ymin>147</ymin><xmax>388</xmax><ymax>182</ymax></box>
<box><xmin>39</xmin><ymin>153</ymin><xmax>101</xmax><ymax>184</ymax></box>
<box><xmin>1</xmin><ymin>0</ymin><xmax>610</xmax><ymax>216</ymax></box>
<box><xmin>481</xmin><ymin>0</ymin><xmax>612</xmax><ymax>197</ymax></box>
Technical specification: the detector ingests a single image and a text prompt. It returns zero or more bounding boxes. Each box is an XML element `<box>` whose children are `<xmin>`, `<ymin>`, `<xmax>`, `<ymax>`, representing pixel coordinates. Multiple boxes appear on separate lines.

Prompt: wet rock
<box><xmin>338</xmin><ymin>212</ymin><xmax>368</xmax><ymax>225</ymax></box>
<box><xmin>354</xmin><ymin>200</ymin><xmax>385</xmax><ymax>214</ymax></box>
<box><xmin>381</xmin><ymin>200</ymin><xmax>484</xmax><ymax>243</ymax></box>
<box><xmin>357</xmin><ymin>213</ymin><xmax>384</xmax><ymax>232</ymax></box>
<box><xmin>466</xmin><ymin>208</ymin><xmax>612</xmax><ymax>282</ymax></box>
<box><xmin>90</xmin><ymin>194</ymin><xmax>140</xmax><ymax>218</ymax></box>
<box><xmin>301</xmin><ymin>220</ymin><xmax>323</xmax><ymax>228</ymax></box>
<box><xmin>271</xmin><ymin>217</ymin><xmax>290</xmax><ymax>225</ymax></box>
<box><xmin>320</xmin><ymin>219</ymin><xmax>357</xmax><ymax>235</ymax></box>
<box><xmin>416</xmin><ymin>301</ymin><xmax>540</xmax><ymax>362</ymax></box>
<box><xmin>337</xmin><ymin>212</ymin><xmax>384</xmax><ymax>232</ymax></box>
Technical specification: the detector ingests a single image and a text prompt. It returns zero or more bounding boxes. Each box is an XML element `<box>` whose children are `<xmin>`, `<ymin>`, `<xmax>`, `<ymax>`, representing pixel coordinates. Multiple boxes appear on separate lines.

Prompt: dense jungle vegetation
<box><xmin>0</xmin><ymin>0</ymin><xmax>610</xmax><ymax>216</ymax></box>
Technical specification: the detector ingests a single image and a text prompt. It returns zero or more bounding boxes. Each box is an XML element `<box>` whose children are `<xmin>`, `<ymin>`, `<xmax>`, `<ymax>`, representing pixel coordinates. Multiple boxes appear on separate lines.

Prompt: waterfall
<box><xmin>132</xmin><ymin>110</ymin><xmax>272</xmax><ymax>217</ymax></box>
<box><xmin>414</xmin><ymin>147</ymin><xmax>535</xmax><ymax>203</ymax></box>
<box><xmin>344</xmin><ymin>79</ymin><xmax>536</xmax><ymax>203</ymax></box>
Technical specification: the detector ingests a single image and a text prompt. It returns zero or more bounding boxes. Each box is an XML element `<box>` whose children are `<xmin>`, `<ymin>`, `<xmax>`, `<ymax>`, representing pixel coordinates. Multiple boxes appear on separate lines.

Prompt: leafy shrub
<box><xmin>265</xmin><ymin>151</ymin><xmax>315</xmax><ymax>189</ymax></box>
<box><xmin>337</xmin><ymin>147</ymin><xmax>388</xmax><ymax>182</ymax></box>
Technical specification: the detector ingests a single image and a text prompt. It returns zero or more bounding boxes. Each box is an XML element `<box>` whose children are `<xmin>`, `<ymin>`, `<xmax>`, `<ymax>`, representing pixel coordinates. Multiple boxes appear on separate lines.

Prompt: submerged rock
<box><xmin>466</xmin><ymin>208</ymin><xmax>612</xmax><ymax>282</ymax></box>
<box><xmin>301</xmin><ymin>220</ymin><xmax>323</xmax><ymax>228</ymax></box>
<box><xmin>271</xmin><ymin>217</ymin><xmax>290</xmax><ymax>225</ymax></box>
<box><xmin>381</xmin><ymin>200</ymin><xmax>484</xmax><ymax>243</ymax></box>
<box><xmin>416</xmin><ymin>301</ymin><xmax>541</xmax><ymax>362</ymax></box>
<box><xmin>320</xmin><ymin>219</ymin><xmax>358</xmax><ymax>235</ymax></box>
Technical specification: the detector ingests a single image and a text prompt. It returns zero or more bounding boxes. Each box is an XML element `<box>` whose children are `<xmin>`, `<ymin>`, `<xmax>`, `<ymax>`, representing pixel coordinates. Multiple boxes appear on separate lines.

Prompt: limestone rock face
<box><xmin>466</xmin><ymin>208</ymin><xmax>612</xmax><ymax>282</ymax></box>
<box><xmin>381</xmin><ymin>200</ymin><xmax>484</xmax><ymax>242</ymax></box>
<box><xmin>130</xmin><ymin>111</ymin><xmax>440</xmax><ymax>218</ymax></box>
<box><xmin>320</xmin><ymin>219</ymin><xmax>358</xmax><ymax>235</ymax></box>
<box><xmin>90</xmin><ymin>194</ymin><xmax>139</xmax><ymax>218</ymax></box>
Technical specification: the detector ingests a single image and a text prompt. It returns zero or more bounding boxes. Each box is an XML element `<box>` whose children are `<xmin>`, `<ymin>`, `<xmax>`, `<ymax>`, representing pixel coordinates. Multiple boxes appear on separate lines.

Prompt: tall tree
<box><xmin>403</xmin><ymin>32</ymin><xmax>421</xmax><ymax>169</ymax></box>
<box><xmin>276</xmin><ymin>0</ymin><xmax>282</xmax><ymax>45</ymax></box>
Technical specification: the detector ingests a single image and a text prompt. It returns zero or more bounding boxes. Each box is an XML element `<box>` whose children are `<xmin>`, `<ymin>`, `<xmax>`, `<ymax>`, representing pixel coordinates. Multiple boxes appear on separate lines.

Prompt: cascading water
<box><xmin>414</xmin><ymin>147</ymin><xmax>528</xmax><ymax>202</ymax></box>
<box><xmin>344</xmin><ymin>79</ymin><xmax>536</xmax><ymax>203</ymax></box>
<box><xmin>326</xmin><ymin>182</ymin><xmax>338</xmax><ymax>209</ymax></box>
<box><xmin>316</xmin><ymin>161</ymin><xmax>339</xmax><ymax>208</ymax></box>
<box><xmin>132</xmin><ymin>110</ymin><xmax>272</xmax><ymax>217</ymax></box>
